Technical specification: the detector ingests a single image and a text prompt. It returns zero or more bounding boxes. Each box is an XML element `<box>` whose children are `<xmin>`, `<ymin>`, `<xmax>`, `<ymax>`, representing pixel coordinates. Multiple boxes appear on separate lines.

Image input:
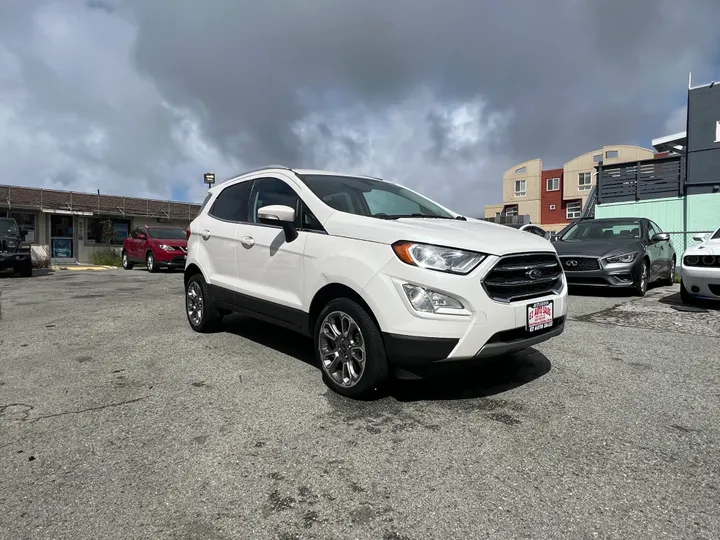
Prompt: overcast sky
<box><xmin>1</xmin><ymin>0</ymin><xmax>718</xmax><ymax>214</ymax></box>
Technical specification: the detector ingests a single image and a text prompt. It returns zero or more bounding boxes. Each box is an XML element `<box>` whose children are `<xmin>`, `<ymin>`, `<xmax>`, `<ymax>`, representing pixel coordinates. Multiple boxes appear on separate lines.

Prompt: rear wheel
<box><xmin>185</xmin><ymin>273</ymin><xmax>223</xmax><ymax>332</ymax></box>
<box><xmin>122</xmin><ymin>251</ymin><xmax>134</xmax><ymax>270</ymax></box>
<box><xmin>146</xmin><ymin>251</ymin><xmax>157</xmax><ymax>273</ymax></box>
<box><xmin>633</xmin><ymin>259</ymin><xmax>649</xmax><ymax>296</ymax></box>
<box><xmin>660</xmin><ymin>256</ymin><xmax>676</xmax><ymax>286</ymax></box>
<box><xmin>314</xmin><ymin>298</ymin><xmax>388</xmax><ymax>399</ymax></box>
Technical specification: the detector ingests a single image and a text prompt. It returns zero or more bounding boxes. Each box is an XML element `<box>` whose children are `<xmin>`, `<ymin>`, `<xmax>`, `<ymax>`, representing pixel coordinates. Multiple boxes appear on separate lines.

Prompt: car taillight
<box><xmin>186</xmin><ymin>227</ymin><xmax>191</xmax><ymax>240</ymax></box>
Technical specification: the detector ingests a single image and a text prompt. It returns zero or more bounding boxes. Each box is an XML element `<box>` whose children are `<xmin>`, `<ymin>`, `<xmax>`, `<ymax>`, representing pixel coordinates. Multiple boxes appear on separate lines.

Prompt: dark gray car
<box><xmin>552</xmin><ymin>217</ymin><xmax>676</xmax><ymax>296</ymax></box>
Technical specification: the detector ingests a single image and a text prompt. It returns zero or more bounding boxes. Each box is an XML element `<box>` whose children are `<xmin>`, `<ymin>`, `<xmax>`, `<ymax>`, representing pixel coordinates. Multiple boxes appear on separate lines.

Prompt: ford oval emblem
<box><xmin>526</xmin><ymin>268</ymin><xmax>543</xmax><ymax>280</ymax></box>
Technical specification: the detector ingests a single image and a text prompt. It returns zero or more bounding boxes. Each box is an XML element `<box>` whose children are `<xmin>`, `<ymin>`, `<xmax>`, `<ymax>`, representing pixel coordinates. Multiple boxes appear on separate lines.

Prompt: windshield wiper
<box><xmin>372</xmin><ymin>213</ymin><xmax>458</xmax><ymax>220</ymax></box>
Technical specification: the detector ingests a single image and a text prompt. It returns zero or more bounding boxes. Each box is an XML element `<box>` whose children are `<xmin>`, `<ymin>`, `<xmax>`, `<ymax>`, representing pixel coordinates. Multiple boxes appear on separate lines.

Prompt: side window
<box><xmin>209</xmin><ymin>181</ymin><xmax>253</xmax><ymax>222</ymax></box>
<box><xmin>650</xmin><ymin>221</ymin><xmax>663</xmax><ymax>233</ymax></box>
<box><xmin>130</xmin><ymin>228</ymin><xmax>138</xmax><ymax>239</ymax></box>
<box><xmin>248</xmin><ymin>178</ymin><xmax>300</xmax><ymax>225</ymax></box>
<box><xmin>363</xmin><ymin>189</ymin><xmax>423</xmax><ymax>216</ymax></box>
<box><xmin>646</xmin><ymin>221</ymin><xmax>658</xmax><ymax>240</ymax></box>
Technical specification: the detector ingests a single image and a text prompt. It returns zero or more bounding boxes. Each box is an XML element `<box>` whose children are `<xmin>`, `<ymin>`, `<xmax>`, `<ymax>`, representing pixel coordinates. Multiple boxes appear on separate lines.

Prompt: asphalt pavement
<box><xmin>0</xmin><ymin>269</ymin><xmax>718</xmax><ymax>540</ymax></box>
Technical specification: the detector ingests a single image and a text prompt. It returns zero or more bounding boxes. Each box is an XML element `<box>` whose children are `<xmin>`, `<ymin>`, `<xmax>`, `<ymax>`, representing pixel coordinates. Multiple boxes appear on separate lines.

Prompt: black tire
<box><xmin>185</xmin><ymin>272</ymin><xmax>223</xmax><ymax>333</ymax></box>
<box><xmin>680</xmin><ymin>279</ymin><xmax>693</xmax><ymax>305</ymax></box>
<box><xmin>633</xmin><ymin>259</ymin><xmax>649</xmax><ymax>296</ymax></box>
<box><xmin>314</xmin><ymin>298</ymin><xmax>388</xmax><ymax>399</ymax></box>
<box><xmin>19</xmin><ymin>261</ymin><xmax>32</xmax><ymax>277</ymax></box>
<box><xmin>122</xmin><ymin>251</ymin><xmax>134</xmax><ymax>270</ymax></box>
<box><xmin>659</xmin><ymin>256</ymin><xmax>676</xmax><ymax>286</ymax></box>
<box><xmin>146</xmin><ymin>251</ymin><xmax>158</xmax><ymax>273</ymax></box>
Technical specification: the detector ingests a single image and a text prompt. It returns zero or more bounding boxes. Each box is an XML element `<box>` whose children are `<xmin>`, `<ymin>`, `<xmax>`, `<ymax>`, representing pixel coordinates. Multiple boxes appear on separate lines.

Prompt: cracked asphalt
<box><xmin>0</xmin><ymin>269</ymin><xmax>719</xmax><ymax>540</ymax></box>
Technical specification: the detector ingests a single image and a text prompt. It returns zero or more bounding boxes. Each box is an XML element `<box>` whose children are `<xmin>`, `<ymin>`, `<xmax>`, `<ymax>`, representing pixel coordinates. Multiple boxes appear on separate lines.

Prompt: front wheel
<box><xmin>633</xmin><ymin>259</ymin><xmax>649</xmax><ymax>296</ymax></box>
<box><xmin>185</xmin><ymin>273</ymin><xmax>223</xmax><ymax>332</ymax></box>
<box><xmin>146</xmin><ymin>252</ymin><xmax>157</xmax><ymax>273</ymax></box>
<box><xmin>314</xmin><ymin>298</ymin><xmax>388</xmax><ymax>399</ymax></box>
<box><xmin>122</xmin><ymin>252</ymin><xmax>134</xmax><ymax>270</ymax></box>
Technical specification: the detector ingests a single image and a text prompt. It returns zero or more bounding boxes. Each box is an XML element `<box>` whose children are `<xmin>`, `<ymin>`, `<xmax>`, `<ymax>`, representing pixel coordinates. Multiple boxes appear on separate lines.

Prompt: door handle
<box><xmin>240</xmin><ymin>236</ymin><xmax>255</xmax><ymax>248</ymax></box>
<box><xmin>201</xmin><ymin>229</ymin><xmax>211</xmax><ymax>241</ymax></box>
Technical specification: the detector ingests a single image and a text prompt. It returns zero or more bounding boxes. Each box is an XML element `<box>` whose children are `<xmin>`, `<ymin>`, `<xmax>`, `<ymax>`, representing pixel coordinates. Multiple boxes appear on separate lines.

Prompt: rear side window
<box><xmin>209</xmin><ymin>181</ymin><xmax>253</xmax><ymax>222</ymax></box>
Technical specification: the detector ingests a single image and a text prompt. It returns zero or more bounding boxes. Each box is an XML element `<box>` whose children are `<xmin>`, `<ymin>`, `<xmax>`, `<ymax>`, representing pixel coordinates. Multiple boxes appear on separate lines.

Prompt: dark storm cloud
<box><xmin>124</xmin><ymin>0</ymin><xmax>720</xmax><ymax>170</ymax></box>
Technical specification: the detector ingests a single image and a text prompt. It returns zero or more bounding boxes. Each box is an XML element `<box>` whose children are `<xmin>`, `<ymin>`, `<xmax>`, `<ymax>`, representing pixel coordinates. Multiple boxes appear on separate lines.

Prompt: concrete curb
<box><xmin>50</xmin><ymin>265</ymin><xmax>118</xmax><ymax>271</ymax></box>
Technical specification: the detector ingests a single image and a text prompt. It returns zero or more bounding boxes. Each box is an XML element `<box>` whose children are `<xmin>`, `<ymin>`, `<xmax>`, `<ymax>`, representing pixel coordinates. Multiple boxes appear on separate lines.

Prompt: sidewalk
<box><xmin>49</xmin><ymin>264</ymin><xmax>118</xmax><ymax>271</ymax></box>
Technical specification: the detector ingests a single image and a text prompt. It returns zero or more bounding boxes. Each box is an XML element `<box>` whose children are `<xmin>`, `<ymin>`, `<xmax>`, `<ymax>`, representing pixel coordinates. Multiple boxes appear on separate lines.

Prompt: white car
<box><xmin>183</xmin><ymin>167</ymin><xmax>568</xmax><ymax>398</ymax></box>
<box><xmin>680</xmin><ymin>227</ymin><xmax>720</xmax><ymax>304</ymax></box>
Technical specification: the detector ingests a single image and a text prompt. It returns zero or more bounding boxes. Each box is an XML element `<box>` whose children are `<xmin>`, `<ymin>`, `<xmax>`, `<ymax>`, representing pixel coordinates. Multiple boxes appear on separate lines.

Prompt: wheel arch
<box><xmin>184</xmin><ymin>263</ymin><xmax>206</xmax><ymax>288</ymax></box>
<box><xmin>308</xmin><ymin>283</ymin><xmax>381</xmax><ymax>338</ymax></box>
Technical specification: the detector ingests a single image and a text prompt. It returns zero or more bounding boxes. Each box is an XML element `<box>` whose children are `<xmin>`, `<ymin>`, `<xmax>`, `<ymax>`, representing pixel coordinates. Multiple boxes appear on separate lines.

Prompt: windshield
<box><xmin>147</xmin><ymin>227</ymin><xmax>187</xmax><ymax>240</ymax></box>
<box><xmin>559</xmin><ymin>219</ymin><xmax>642</xmax><ymax>242</ymax></box>
<box><xmin>0</xmin><ymin>218</ymin><xmax>18</xmax><ymax>236</ymax></box>
<box><xmin>297</xmin><ymin>175</ymin><xmax>456</xmax><ymax>219</ymax></box>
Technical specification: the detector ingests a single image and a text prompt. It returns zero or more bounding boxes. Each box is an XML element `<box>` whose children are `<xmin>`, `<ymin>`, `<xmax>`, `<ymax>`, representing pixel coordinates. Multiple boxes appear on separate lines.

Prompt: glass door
<box><xmin>50</xmin><ymin>215</ymin><xmax>74</xmax><ymax>259</ymax></box>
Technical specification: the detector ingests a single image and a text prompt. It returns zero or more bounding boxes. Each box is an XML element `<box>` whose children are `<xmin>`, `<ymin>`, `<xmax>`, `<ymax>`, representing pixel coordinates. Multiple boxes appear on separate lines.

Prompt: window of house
<box><xmin>578</xmin><ymin>172</ymin><xmax>592</xmax><ymax>191</ymax></box>
<box><xmin>0</xmin><ymin>211</ymin><xmax>37</xmax><ymax>243</ymax></box>
<box><xmin>546</xmin><ymin>177</ymin><xmax>560</xmax><ymax>191</ymax></box>
<box><xmin>505</xmin><ymin>206</ymin><xmax>518</xmax><ymax>216</ymax></box>
<box><xmin>87</xmin><ymin>217</ymin><xmax>132</xmax><ymax>244</ymax></box>
<box><xmin>593</xmin><ymin>154</ymin><xmax>602</xmax><ymax>163</ymax></box>
<box><xmin>514</xmin><ymin>180</ymin><xmax>526</xmax><ymax>197</ymax></box>
<box><xmin>549</xmin><ymin>204</ymin><xmax>556</xmax><ymax>211</ymax></box>
<box><xmin>605</xmin><ymin>150</ymin><xmax>619</xmax><ymax>159</ymax></box>
<box><xmin>495</xmin><ymin>212</ymin><xmax>501</xmax><ymax>218</ymax></box>
<box><xmin>566</xmin><ymin>201</ymin><xmax>582</xmax><ymax>219</ymax></box>
<box><xmin>515</xmin><ymin>166</ymin><xmax>526</xmax><ymax>174</ymax></box>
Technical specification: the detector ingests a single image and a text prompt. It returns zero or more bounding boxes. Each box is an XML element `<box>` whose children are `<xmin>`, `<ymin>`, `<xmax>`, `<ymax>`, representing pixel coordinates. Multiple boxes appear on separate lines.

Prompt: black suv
<box><xmin>0</xmin><ymin>217</ymin><xmax>33</xmax><ymax>277</ymax></box>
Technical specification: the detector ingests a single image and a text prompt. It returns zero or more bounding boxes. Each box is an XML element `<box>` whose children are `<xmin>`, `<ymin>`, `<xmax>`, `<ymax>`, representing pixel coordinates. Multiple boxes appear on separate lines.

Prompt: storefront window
<box><xmin>87</xmin><ymin>217</ymin><xmax>131</xmax><ymax>245</ymax></box>
<box><xmin>0</xmin><ymin>211</ymin><xmax>37</xmax><ymax>243</ymax></box>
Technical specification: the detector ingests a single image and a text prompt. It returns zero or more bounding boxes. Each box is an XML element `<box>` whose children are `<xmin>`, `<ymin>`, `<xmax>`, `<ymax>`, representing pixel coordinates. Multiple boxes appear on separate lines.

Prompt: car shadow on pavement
<box><xmin>0</xmin><ymin>268</ymin><xmax>54</xmax><ymax>279</ymax></box>
<box><xmin>658</xmin><ymin>291</ymin><xmax>720</xmax><ymax>312</ymax></box>
<box><xmin>568</xmin><ymin>282</ymin><xmax>666</xmax><ymax>297</ymax></box>
<box><xmin>222</xmin><ymin>313</ymin><xmax>552</xmax><ymax>401</ymax></box>
<box><xmin>388</xmin><ymin>349</ymin><xmax>551</xmax><ymax>402</ymax></box>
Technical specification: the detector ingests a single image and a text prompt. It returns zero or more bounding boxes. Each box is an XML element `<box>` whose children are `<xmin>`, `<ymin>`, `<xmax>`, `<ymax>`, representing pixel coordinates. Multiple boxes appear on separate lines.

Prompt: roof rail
<box><xmin>237</xmin><ymin>164</ymin><xmax>293</xmax><ymax>177</ymax></box>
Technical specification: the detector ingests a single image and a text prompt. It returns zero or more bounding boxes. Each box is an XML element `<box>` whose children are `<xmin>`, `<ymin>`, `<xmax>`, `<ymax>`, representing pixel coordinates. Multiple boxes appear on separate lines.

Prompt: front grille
<box><xmin>560</xmin><ymin>256</ymin><xmax>600</xmax><ymax>271</ymax></box>
<box><xmin>483</xmin><ymin>252</ymin><xmax>563</xmax><ymax>303</ymax></box>
<box><xmin>708</xmin><ymin>285</ymin><xmax>720</xmax><ymax>296</ymax></box>
<box><xmin>0</xmin><ymin>240</ymin><xmax>6</xmax><ymax>253</ymax></box>
<box><xmin>486</xmin><ymin>316</ymin><xmax>566</xmax><ymax>344</ymax></box>
<box><xmin>684</xmin><ymin>255</ymin><xmax>720</xmax><ymax>268</ymax></box>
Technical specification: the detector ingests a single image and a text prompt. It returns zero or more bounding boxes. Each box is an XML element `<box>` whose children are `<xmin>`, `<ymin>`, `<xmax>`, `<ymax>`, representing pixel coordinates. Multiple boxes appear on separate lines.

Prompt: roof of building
<box><xmin>651</xmin><ymin>132</ymin><xmax>687</xmax><ymax>154</ymax></box>
<box><xmin>0</xmin><ymin>184</ymin><xmax>201</xmax><ymax>220</ymax></box>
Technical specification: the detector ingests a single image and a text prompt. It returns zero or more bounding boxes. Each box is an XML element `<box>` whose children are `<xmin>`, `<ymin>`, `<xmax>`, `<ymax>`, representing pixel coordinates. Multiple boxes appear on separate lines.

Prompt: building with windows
<box><xmin>484</xmin><ymin>145</ymin><xmax>658</xmax><ymax>231</ymax></box>
<box><xmin>1</xmin><ymin>184</ymin><xmax>201</xmax><ymax>264</ymax></box>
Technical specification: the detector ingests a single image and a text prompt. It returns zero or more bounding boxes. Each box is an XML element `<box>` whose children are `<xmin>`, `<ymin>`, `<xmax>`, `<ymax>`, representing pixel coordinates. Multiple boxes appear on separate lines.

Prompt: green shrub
<box><xmin>92</xmin><ymin>249</ymin><xmax>122</xmax><ymax>267</ymax></box>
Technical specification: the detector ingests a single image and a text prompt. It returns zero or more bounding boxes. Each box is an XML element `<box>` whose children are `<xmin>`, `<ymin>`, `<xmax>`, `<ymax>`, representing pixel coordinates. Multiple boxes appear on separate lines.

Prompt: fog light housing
<box><xmin>401</xmin><ymin>284</ymin><xmax>468</xmax><ymax>315</ymax></box>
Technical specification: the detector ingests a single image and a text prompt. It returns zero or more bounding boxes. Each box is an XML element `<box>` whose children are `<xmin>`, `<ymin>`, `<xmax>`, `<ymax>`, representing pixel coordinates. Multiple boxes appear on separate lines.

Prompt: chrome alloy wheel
<box><xmin>186</xmin><ymin>281</ymin><xmax>204</xmax><ymax>326</ymax></box>
<box><xmin>147</xmin><ymin>253</ymin><xmax>155</xmax><ymax>271</ymax></box>
<box><xmin>122</xmin><ymin>253</ymin><xmax>129</xmax><ymax>268</ymax></box>
<box><xmin>640</xmin><ymin>263</ymin><xmax>648</xmax><ymax>292</ymax></box>
<box><xmin>318</xmin><ymin>311</ymin><xmax>366</xmax><ymax>388</ymax></box>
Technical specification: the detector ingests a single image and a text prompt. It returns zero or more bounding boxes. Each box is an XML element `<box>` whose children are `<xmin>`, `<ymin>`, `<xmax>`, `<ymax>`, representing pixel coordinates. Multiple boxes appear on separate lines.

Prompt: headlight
<box><xmin>702</xmin><ymin>255</ymin><xmax>716</xmax><ymax>265</ymax></box>
<box><xmin>684</xmin><ymin>255</ymin><xmax>699</xmax><ymax>266</ymax></box>
<box><xmin>6</xmin><ymin>240</ymin><xmax>17</xmax><ymax>249</ymax></box>
<box><xmin>605</xmin><ymin>251</ymin><xmax>638</xmax><ymax>264</ymax></box>
<box><xmin>401</xmin><ymin>284</ymin><xmax>468</xmax><ymax>315</ymax></box>
<box><xmin>158</xmin><ymin>244</ymin><xmax>173</xmax><ymax>251</ymax></box>
<box><xmin>392</xmin><ymin>241</ymin><xmax>486</xmax><ymax>274</ymax></box>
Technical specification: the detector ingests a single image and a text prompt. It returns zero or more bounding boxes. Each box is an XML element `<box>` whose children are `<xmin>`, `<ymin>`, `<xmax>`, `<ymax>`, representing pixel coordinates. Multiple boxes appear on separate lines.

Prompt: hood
<box><xmin>684</xmin><ymin>239</ymin><xmax>720</xmax><ymax>257</ymax></box>
<box><xmin>553</xmin><ymin>239</ymin><xmax>641</xmax><ymax>257</ymax></box>
<box><xmin>322</xmin><ymin>213</ymin><xmax>555</xmax><ymax>256</ymax></box>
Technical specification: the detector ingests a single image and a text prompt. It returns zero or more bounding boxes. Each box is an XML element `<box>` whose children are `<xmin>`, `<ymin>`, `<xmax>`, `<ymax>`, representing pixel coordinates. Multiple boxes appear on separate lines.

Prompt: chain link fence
<box><xmin>666</xmin><ymin>231</ymin><xmax>713</xmax><ymax>258</ymax></box>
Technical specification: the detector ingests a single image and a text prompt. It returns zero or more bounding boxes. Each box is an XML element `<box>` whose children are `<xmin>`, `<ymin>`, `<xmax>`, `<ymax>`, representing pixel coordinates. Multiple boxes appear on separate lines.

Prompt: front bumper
<box><xmin>0</xmin><ymin>252</ymin><xmax>30</xmax><ymax>269</ymax></box>
<box><xmin>681</xmin><ymin>265</ymin><xmax>720</xmax><ymax>300</ymax></box>
<box><xmin>155</xmin><ymin>251</ymin><xmax>187</xmax><ymax>267</ymax></box>
<box><xmin>361</xmin><ymin>254</ymin><xmax>568</xmax><ymax>371</ymax></box>
<box><xmin>562</xmin><ymin>257</ymin><xmax>638</xmax><ymax>287</ymax></box>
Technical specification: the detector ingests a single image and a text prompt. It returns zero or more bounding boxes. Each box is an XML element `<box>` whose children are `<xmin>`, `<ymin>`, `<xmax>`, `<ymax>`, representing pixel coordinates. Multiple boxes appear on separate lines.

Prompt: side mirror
<box><xmin>651</xmin><ymin>232</ymin><xmax>669</xmax><ymax>243</ymax></box>
<box><xmin>257</xmin><ymin>205</ymin><xmax>298</xmax><ymax>242</ymax></box>
<box><xmin>692</xmin><ymin>233</ymin><xmax>707</xmax><ymax>242</ymax></box>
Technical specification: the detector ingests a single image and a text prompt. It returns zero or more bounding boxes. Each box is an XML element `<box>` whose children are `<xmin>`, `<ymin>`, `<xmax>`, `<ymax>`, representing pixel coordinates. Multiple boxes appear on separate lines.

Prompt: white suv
<box><xmin>184</xmin><ymin>167</ymin><xmax>568</xmax><ymax>398</ymax></box>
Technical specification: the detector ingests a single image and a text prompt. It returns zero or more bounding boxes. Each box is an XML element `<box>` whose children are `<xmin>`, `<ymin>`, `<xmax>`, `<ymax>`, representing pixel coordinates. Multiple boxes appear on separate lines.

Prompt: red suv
<box><xmin>121</xmin><ymin>225</ymin><xmax>188</xmax><ymax>272</ymax></box>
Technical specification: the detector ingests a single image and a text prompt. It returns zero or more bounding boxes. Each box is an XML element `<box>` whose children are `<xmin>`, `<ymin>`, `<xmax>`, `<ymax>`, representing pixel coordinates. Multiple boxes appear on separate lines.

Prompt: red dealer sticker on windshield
<box><xmin>527</xmin><ymin>300</ymin><xmax>554</xmax><ymax>332</ymax></box>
